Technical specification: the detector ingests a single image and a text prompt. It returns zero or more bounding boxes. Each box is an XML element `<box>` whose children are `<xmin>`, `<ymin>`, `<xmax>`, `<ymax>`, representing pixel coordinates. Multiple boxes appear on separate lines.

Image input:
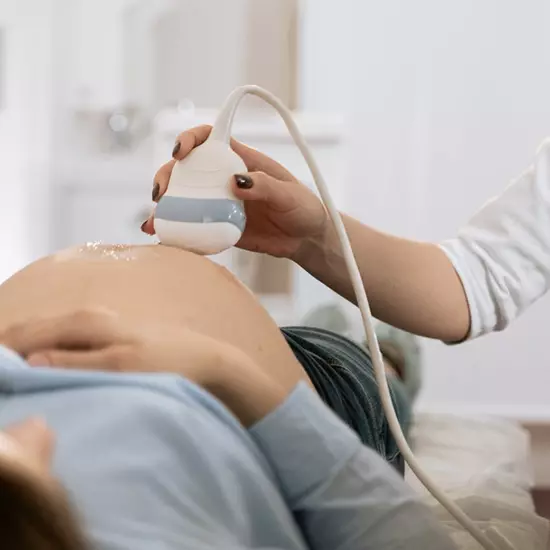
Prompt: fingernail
<box><xmin>235</xmin><ymin>174</ymin><xmax>253</xmax><ymax>189</ymax></box>
<box><xmin>152</xmin><ymin>182</ymin><xmax>160</xmax><ymax>202</ymax></box>
<box><xmin>172</xmin><ymin>141</ymin><xmax>181</xmax><ymax>157</ymax></box>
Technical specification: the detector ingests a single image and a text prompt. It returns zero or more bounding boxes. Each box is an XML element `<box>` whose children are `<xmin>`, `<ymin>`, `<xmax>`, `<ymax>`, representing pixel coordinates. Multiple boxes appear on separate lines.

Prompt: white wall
<box><xmin>343</xmin><ymin>0</ymin><xmax>550</xmax><ymax>416</ymax></box>
<box><xmin>298</xmin><ymin>0</ymin><xmax>354</xmax><ymax>112</ymax></box>
<box><xmin>0</xmin><ymin>0</ymin><xmax>61</xmax><ymax>281</ymax></box>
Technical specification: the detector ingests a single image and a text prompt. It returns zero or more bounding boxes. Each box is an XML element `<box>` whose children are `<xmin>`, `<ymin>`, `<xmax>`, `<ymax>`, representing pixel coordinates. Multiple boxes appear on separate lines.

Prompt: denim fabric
<box><xmin>281</xmin><ymin>326</ymin><xmax>411</xmax><ymax>473</ymax></box>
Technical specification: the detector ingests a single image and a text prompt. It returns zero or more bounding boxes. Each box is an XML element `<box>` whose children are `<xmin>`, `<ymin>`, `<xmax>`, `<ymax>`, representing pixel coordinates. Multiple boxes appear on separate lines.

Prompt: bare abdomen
<box><xmin>0</xmin><ymin>244</ymin><xmax>309</xmax><ymax>387</ymax></box>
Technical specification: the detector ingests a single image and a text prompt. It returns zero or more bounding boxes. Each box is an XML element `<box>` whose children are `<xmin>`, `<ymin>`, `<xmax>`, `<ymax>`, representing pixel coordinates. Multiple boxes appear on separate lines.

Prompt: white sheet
<box><xmin>407</xmin><ymin>413</ymin><xmax>549</xmax><ymax>549</ymax></box>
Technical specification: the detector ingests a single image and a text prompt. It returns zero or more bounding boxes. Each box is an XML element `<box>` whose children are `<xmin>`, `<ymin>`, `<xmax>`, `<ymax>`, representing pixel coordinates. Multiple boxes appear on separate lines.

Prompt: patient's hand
<box><xmin>0</xmin><ymin>307</ymin><xmax>224</xmax><ymax>377</ymax></box>
<box><xmin>0</xmin><ymin>308</ymin><xmax>288</xmax><ymax>426</ymax></box>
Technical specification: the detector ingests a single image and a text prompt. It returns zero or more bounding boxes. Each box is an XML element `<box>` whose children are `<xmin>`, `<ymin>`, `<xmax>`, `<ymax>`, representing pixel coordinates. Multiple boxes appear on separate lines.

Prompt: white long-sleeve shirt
<box><xmin>440</xmin><ymin>138</ymin><xmax>550</xmax><ymax>340</ymax></box>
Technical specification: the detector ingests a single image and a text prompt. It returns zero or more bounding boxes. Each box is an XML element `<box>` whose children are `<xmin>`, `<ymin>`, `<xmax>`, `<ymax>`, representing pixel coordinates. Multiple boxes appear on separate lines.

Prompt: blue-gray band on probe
<box><xmin>156</xmin><ymin>196</ymin><xmax>246</xmax><ymax>232</ymax></box>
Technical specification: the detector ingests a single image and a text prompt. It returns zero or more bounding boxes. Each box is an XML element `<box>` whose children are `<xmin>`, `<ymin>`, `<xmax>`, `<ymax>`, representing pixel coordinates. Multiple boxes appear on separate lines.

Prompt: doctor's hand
<box><xmin>0</xmin><ymin>308</ymin><xmax>288</xmax><ymax>426</ymax></box>
<box><xmin>141</xmin><ymin>125</ymin><xmax>328</xmax><ymax>261</ymax></box>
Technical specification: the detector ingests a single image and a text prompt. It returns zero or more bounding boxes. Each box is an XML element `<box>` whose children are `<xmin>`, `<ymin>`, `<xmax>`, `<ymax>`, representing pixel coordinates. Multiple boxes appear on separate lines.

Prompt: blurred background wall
<box><xmin>2</xmin><ymin>0</ymin><xmax>550</xmax><ymax>418</ymax></box>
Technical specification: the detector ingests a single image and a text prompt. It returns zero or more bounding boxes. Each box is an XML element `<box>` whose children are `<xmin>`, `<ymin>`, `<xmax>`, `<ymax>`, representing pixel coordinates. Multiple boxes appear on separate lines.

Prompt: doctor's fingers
<box><xmin>152</xmin><ymin>160</ymin><xmax>176</xmax><ymax>202</ymax></box>
<box><xmin>170</xmin><ymin>125</ymin><xmax>297</xmax><ymax>182</ymax></box>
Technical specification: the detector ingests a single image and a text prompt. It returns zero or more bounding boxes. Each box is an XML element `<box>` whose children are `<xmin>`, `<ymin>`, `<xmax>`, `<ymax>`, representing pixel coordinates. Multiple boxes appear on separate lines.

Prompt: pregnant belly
<box><xmin>0</xmin><ymin>244</ymin><xmax>308</xmax><ymax>386</ymax></box>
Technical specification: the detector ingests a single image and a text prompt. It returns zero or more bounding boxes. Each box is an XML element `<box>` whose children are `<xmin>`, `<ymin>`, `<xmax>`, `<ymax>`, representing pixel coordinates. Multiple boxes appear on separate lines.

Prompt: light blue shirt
<box><xmin>0</xmin><ymin>345</ymin><xmax>455</xmax><ymax>550</ymax></box>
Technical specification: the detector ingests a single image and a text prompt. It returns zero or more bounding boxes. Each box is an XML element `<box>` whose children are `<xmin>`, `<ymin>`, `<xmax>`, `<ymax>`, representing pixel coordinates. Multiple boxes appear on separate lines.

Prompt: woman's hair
<box><xmin>0</xmin><ymin>461</ymin><xmax>88</xmax><ymax>550</ymax></box>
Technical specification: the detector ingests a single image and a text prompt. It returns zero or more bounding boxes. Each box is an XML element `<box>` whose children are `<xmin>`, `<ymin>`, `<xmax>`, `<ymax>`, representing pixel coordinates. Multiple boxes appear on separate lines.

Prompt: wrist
<box><xmin>292</xmin><ymin>215</ymin><xmax>335</xmax><ymax>269</ymax></box>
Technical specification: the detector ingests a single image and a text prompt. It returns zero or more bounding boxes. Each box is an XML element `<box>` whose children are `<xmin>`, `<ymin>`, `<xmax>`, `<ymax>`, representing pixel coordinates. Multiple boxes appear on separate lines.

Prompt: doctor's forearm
<box><xmin>296</xmin><ymin>213</ymin><xmax>470</xmax><ymax>342</ymax></box>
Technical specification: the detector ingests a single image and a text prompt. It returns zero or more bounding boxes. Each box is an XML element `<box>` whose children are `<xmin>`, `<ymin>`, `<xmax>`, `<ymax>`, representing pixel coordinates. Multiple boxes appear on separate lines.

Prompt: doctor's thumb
<box><xmin>232</xmin><ymin>172</ymin><xmax>292</xmax><ymax>208</ymax></box>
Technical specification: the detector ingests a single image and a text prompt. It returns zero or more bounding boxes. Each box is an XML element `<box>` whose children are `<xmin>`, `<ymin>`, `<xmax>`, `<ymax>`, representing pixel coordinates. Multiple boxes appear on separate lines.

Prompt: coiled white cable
<box><xmin>212</xmin><ymin>85</ymin><xmax>512</xmax><ymax>550</ymax></box>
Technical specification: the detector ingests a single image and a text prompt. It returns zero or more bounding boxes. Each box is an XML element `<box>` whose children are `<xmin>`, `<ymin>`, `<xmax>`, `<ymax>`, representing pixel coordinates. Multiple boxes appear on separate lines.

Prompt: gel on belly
<box><xmin>154</xmin><ymin>138</ymin><xmax>247</xmax><ymax>255</ymax></box>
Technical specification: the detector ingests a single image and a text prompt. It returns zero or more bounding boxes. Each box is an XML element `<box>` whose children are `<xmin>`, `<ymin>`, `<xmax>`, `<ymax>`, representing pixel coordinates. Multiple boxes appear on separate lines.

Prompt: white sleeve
<box><xmin>439</xmin><ymin>138</ymin><xmax>550</xmax><ymax>340</ymax></box>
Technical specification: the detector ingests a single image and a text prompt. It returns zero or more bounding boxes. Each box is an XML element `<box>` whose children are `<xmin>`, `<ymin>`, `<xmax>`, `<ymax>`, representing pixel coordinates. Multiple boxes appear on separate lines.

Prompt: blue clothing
<box><xmin>0</xmin><ymin>346</ymin><xmax>455</xmax><ymax>550</ymax></box>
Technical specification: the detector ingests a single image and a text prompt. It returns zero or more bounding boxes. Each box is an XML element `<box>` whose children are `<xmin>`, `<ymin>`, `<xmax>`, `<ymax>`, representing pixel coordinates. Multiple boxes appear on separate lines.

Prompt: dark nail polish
<box><xmin>152</xmin><ymin>182</ymin><xmax>160</xmax><ymax>202</ymax></box>
<box><xmin>235</xmin><ymin>174</ymin><xmax>253</xmax><ymax>189</ymax></box>
<box><xmin>172</xmin><ymin>141</ymin><xmax>181</xmax><ymax>157</ymax></box>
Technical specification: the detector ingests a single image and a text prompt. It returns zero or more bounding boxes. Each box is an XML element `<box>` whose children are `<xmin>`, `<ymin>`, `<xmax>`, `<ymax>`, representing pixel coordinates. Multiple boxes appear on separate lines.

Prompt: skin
<box><xmin>1</xmin><ymin>308</ymin><xmax>290</xmax><ymax>428</ymax></box>
<box><xmin>0</xmin><ymin>242</ymin><xmax>309</xmax><ymax>486</ymax></box>
<box><xmin>0</xmin><ymin>239</ymin><xmax>401</xmax><ymax>476</ymax></box>
<box><xmin>0</xmin><ymin>234</ymin><xmax>315</xmax><ymax>509</ymax></box>
<box><xmin>0</xmin><ymin>335</ymin><xmax>284</xmax><ymax>525</ymax></box>
<box><xmin>0</xmin><ymin>419</ymin><xmax>55</xmax><ymax>493</ymax></box>
<box><xmin>143</xmin><ymin>125</ymin><xmax>470</xmax><ymax>342</ymax></box>
<box><xmin>0</xmin><ymin>117</ymin><xmax>434</xmax><ymax>537</ymax></box>
<box><xmin>0</xmin><ymin>243</ymin><xmax>312</xmax><ymax>391</ymax></box>
<box><xmin>0</xmin><ymin>125</ymin><xmax>444</xmax><ymax>479</ymax></box>
<box><xmin>0</xmin><ymin>236</ymin><xmax>403</xmax><ymax>456</ymax></box>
